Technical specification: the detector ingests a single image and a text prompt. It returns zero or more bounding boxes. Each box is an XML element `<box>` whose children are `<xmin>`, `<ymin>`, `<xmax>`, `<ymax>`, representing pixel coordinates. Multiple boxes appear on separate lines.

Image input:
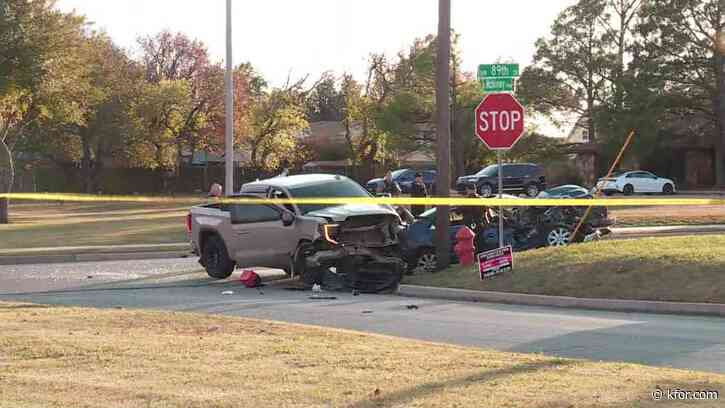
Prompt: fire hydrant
<box><xmin>454</xmin><ymin>226</ymin><xmax>476</xmax><ymax>266</ymax></box>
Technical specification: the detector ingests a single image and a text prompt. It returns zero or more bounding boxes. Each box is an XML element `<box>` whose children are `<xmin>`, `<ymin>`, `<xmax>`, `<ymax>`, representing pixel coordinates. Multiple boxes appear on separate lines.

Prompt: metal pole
<box><xmin>224</xmin><ymin>0</ymin><xmax>234</xmax><ymax>197</ymax></box>
<box><xmin>435</xmin><ymin>0</ymin><xmax>452</xmax><ymax>271</ymax></box>
<box><xmin>497</xmin><ymin>151</ymin><xmax>504</xmax><ymax>248</ymax></box>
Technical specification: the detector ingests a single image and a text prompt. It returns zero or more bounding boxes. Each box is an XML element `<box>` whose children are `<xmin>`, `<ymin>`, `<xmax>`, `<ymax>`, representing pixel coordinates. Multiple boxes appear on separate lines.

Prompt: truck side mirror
<box><xmin>281</xmin><ymin>211</ymin><xmax>295</xmax><ymax>227</ymax></box>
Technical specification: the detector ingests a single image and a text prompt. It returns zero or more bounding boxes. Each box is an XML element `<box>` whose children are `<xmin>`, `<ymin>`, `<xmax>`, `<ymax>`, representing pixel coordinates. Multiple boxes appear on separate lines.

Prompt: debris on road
<box><xmin>406</xmin><ymin>305</ymin><xmax>419</xmax><ymax>310</ymax></box>
<box><xmin>221</xmin><ymin>291</ymin><xmax>234</xmax><ymax>296</ymax></box>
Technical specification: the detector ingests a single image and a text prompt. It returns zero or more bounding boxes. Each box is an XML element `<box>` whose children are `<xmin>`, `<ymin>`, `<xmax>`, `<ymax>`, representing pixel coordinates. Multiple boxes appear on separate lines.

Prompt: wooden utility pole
<box><xmin>435</xmin><ymin>0</ymin><xmax>452</xmax><ymax>270</ymax></box>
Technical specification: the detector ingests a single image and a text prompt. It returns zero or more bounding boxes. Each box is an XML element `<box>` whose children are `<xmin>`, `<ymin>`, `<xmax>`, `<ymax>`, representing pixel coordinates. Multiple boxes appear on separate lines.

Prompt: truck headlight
<box><xmin>320</xmin><ymin>224</ymin><xmax>341</xmax><ymax>245</ymax></box>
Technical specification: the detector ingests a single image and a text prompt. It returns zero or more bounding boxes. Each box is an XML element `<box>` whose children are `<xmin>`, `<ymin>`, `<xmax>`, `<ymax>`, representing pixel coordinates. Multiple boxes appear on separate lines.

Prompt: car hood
<box><xmin>307</xmin><ymin>204</ymin><xmax>398</xmax><ymax>222</ymax></box>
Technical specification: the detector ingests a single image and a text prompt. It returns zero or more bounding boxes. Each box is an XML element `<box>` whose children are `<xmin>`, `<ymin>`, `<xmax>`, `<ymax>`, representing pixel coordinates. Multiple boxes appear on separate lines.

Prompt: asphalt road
<box><xmin>2</xmin><ymin>258</ymin><xmax>725</xmax><ymax>374</ymax></box>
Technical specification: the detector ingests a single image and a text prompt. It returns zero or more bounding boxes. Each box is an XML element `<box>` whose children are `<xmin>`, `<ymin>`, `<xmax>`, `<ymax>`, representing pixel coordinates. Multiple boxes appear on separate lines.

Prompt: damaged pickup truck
<box><xmin>188</xmin><ymin>174</ymin><xmax>406</xmax><ymax>293</ymax></box>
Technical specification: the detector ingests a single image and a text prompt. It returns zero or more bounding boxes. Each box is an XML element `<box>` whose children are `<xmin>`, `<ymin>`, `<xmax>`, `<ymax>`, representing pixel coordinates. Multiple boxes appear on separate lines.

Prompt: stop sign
<box><xmin>475</xmin><ymin>93</ymin><xmax>526</xmax><ymax>150</ymax></box>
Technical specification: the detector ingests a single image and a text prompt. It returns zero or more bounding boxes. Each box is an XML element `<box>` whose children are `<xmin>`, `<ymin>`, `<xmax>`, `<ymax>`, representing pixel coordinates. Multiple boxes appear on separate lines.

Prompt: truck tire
<box><xmin>203</xmin><ymin>235</ymin><xmax>235</xmax><ymax>279</ymax></box>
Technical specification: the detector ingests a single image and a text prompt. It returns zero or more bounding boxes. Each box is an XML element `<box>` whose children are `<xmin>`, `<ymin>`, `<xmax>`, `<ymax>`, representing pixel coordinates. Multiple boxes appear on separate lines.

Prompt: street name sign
<box><xmin>478</xmin><ymin>64</ymin><xmax>520</xmax><ymax>80</ymax></box>
<box><xmin>481</xmin><ymin>77</ymin><xmax>515</xmax><ymax>93</ymax></box>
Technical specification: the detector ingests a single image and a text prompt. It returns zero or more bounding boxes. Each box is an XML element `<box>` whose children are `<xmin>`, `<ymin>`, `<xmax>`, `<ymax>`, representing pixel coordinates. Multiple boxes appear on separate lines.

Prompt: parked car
<box><xmin>456</xmin><ymin>163</ymin><xmax>546</xmax><ymax>197</ymax></box>
<box><xmin>366</xmin><ymin>169</ymin><xmax>437</xmax><ymax>194</ymax></box>
<box><xmin>401</xmin><ymin>189</ymin><xmax>612</xmax><ymax>273</ymax></box>
<box><xmin>596</xmin><ymin>171</ymin><xmax>676</xmax><ymax>196</ymax></box>
<box><xmin>537</xmin><ymin>185</ymin><xmax>593</xmax><ymax>199</ymax></box>
<box><xmin>188</xmin><ymin>174</ymin><xmax>405</xmax><ymax>293</ymax></box>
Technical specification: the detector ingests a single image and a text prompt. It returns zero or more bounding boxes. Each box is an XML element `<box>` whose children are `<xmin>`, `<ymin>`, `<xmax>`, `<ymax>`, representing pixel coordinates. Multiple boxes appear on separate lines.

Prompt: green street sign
<box><xmin>481</xmin><ymin>77</ymin><xmax>515</xmax><ymax>93</ymax></box>
<box><xmin>478</xmin><ymin>64</ymin><xmax>520</xmax><ymax>79</ymax></box>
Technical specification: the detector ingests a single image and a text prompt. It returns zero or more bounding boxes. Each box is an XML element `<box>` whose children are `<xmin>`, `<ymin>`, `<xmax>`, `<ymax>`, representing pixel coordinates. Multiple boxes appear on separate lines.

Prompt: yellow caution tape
<box><xmin>1</xmin><ymin>192</ymin><xmax>724</xmax><ymax>207</ymax></box>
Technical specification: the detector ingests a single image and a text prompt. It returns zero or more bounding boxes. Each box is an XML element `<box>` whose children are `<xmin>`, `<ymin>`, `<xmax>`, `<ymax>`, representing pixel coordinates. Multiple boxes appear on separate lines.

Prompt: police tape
<box><xmin>1</xmin><ymin>192</ymin><xmax>724</xmax><ymax>207</ymax></box>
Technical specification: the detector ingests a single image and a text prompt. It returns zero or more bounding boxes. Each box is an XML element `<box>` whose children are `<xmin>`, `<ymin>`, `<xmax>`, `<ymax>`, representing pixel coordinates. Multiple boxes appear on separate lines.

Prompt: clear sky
<box><xmin>55</xmin><ymin>0</ymin><xmax>576</xmax><ymax>87</ymax></box>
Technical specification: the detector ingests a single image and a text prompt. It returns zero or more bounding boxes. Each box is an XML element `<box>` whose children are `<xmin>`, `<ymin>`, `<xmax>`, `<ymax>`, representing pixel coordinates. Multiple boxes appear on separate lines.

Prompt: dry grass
<box><xmin>0</xmin><ymin>202</ymin><xmax>190</xmax><ymax>249</ymax></box>
<box><xmin>0</xmin><ymin>302</ymin><xmax>723</xmax><ymax>408</ymax></box>
<box><xmin>610</xmin><ymin>205</ymin><xmax>725</xmax><ymax>227</ymax></box>
<box><xmin>406</xmin><ymin>235</ymin><xmax>725</xmax><ymax>304</ymax></box>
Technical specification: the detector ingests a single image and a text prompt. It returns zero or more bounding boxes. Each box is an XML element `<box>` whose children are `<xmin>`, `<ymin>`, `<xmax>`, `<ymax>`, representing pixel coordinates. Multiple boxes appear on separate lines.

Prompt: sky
<box><xmin>55</xmin><ymin>0</ymin><xmax>579</xmax><ymax>135</ymax></box>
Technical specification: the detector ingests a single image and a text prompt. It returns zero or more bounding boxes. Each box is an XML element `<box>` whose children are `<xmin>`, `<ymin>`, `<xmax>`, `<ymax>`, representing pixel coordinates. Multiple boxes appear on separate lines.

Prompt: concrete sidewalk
<box><xmin>0</xmin><ymin>243</ymin><xmax>191</xmax><ymax>266</ymax></box>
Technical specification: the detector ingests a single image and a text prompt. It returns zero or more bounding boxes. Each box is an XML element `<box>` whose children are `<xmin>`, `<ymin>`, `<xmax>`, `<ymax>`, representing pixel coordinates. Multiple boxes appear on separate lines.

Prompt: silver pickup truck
<box><xmin>187</xmin><ymin>174</ymin><xmax>406</xmax><ymax>293</ymax></box>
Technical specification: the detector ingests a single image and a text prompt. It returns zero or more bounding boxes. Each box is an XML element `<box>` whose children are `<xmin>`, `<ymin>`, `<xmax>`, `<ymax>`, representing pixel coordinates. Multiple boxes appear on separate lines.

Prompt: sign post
<box><xmin>474</xmin><ymin>79</ymin><xmax>525</xmax><ymax>261</ymax></box>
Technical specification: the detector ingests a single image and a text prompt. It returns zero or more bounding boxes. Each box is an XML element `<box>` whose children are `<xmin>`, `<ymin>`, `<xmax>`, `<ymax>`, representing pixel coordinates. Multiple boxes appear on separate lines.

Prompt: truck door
<box><xmin>228</xmin><ymin>203</ymin><xmax>296</xmax><ymax>269</ymax></box>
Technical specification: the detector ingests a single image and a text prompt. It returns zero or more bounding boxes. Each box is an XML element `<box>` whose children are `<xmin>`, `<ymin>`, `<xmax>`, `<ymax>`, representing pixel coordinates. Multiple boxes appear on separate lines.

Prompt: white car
<box><xmin>596</xmin><ymin>171</ymin><xmax>677</xmax><ymax>196</ymax></box>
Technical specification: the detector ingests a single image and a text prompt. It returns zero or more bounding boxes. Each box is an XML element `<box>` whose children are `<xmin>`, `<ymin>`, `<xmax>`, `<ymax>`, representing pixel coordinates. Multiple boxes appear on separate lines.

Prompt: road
<box><xmin>2</xmin><ymin>258</ymin><xmax>725</xmax><ymax>374</ymax></box>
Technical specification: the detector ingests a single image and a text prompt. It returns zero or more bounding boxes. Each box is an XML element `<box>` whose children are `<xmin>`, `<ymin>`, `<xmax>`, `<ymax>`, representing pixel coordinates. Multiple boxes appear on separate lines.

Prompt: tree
<box><xmin>305</xmin><ymin>73</ymin><xmax>343</xmax><ymax>122</ymax></box>
<box><xmin>0</xmin><ymin>0</ymin><xmax>85</xmax><ymax>223</ymax></box>
<box><xmin>518</xmin><ymin>0</ymin><xmax>612</xmax><ymax>143</ymax></box>
<box><xmin>635</xmin><ymin>0</ymin><xmax>725</xmax><ymax>185</ymax></box>
<box><xmin>235</xmin><ymin>68</ymin><xmax>311</xmax><ymax>173</ymax></box>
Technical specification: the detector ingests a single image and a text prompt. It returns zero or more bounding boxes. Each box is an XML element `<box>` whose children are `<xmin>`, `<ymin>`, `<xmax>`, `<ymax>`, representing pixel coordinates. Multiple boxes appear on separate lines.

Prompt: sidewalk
<box><xmin>0</xmin><ymin>243</ymin><xmax>191</xmax><ymax>266</ymax></box>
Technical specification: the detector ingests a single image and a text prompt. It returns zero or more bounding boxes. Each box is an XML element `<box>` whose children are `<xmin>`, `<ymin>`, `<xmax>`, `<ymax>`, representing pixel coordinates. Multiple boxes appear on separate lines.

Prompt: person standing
<box><xmin>409</xmin><ymin>172</ymin><xmax>428</xmax><ymax>217</ymax></box>
<box><xmin>380</xmin><ymin>171</ymin><xmax>402</xmax><ymax>196</ymax></box>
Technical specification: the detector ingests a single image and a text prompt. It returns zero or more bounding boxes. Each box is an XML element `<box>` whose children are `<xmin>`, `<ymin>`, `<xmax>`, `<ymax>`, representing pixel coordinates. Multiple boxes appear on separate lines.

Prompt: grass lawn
<box><xmin>0</xmin><ymin>202</ymin><xmax>191</xmax><ymax>249</ymax></box>
<box><xmin>610</xmin><ymin>205</ymin><xmax>725</xmax><ymax>227</ymax></box>
<box><xmin>1</xmin><ymin>302</ymin><xmax>723</xmax><ymax>407</ymax></box>
<box><xmin>405</xmin><ymin>236</ymin><xmax>725</xmax><ymax>304</ymax></box>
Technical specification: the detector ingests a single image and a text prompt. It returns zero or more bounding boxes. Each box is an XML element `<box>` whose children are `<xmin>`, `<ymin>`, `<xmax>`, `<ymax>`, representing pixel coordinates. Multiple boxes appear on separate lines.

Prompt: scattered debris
<box><xmin>362</xmin><ymin>310</ymin><xmax>373</xmax><ymax>314</ymax></box>
<box><xmin>352</xmin><ymin>289</ymin><xmax>360</xmax><ymax>296</ymax></box>
<box><xmin>86</xmin><ymin>276</ymin><xmax>94</xmax><ymax>279</ymax></box>
<box><xmin>406</xmin><ymin>305</ymin><xmax>419</xmax><ymax>310</ymax></box>
<box><xmin>221</xmin><ymin>291</ymin><xmax>234</xmax><ymax>296</ymax></box>
<box><xmin>240</xmin><ymin>270</ymin><xmax>262</xmax><ymax>288</ymax></box>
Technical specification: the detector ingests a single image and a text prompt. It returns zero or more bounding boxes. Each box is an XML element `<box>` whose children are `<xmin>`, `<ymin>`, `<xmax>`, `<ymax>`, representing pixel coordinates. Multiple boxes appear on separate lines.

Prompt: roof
<box><xmin>244</xmin><ymin>174</ymin><xmax>347</xmax><ymax>189</ymax></box>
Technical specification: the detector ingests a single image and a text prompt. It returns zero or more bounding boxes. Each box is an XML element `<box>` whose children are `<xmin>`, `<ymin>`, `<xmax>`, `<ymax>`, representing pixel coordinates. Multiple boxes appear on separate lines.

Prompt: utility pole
<box><xmin>224</xmin><ymin>0</ymin><xmax>235</xmax><ymax>196</ymax></box>
<box><xmin>435</xmin><ymin>0</ymin><xmax>452</xmax><ymax>270</ymax></box>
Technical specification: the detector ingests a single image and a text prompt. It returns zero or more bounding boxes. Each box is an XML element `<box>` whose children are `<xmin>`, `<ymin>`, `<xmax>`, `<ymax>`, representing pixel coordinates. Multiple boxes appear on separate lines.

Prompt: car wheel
<box><xmin>479</xmin><ymin>184</ymin><xmax>494</xmax><ymax>197</ymax></box>
<box><xmin>544</xmin><ymin>225</ymin><xmax>572</xmax><ymax>247</ymax></box>
<box><xmin>414</xmin><ymin>249</ymin><xmax>438</xmax><ymax>274</ymax></box>
<box><xmin>203</xmin><ymin>235</ymin><xmax>235</xmax><ymax>279</ymax></box>
<box><xmin>663</xmin><ymin>184</ymin><xmax>674</xmax><ymax>195</ymax></box>
<box><xmin>525</xmin><ymin>183</ymin><xmax>540</xmax><ymax>198</ymax></box>
<box><xmin>292</xmin><ymin>242</ymin><xmax>323</xmax><ymax>287</ymax></box>
<box><xmin>623</xmin><ymin>184</ymin><xmax>635</xmax><ymax>196</ymax></box>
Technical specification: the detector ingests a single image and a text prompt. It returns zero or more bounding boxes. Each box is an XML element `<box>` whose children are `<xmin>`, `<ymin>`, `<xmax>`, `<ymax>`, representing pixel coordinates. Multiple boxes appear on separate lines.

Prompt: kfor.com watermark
<box><xmin>652</xmin><ymin>387</ymin><xmax>720</xmax><ymax>401</ymax></box>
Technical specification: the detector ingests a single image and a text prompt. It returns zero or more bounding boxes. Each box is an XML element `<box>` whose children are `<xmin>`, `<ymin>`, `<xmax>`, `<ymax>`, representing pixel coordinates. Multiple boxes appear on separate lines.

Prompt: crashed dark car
<box><xmin>190</xmin><ymin>174</ymin><xmax>405</xmax><ymax>293</ymax></box>
<box><xmin>400</xmin><ymin>186</ymin><xmax>613</xmax><ymax>273</ymax></box>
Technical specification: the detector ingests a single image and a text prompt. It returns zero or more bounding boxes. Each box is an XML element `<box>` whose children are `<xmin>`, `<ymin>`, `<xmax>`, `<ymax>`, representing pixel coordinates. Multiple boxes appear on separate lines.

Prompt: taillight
<box><xmin>186</xmin><ymin>213</ymin><xmax>192</xmax><ymax>233</ymax></box>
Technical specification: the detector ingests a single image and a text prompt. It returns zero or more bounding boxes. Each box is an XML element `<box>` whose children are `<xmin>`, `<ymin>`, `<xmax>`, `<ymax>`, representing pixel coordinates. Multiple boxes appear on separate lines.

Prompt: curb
<box><xmin>398</xmin><ymin>285</ymin><xmax>725</xmax><ymax>317</ymax></box>
<box><xmin>0</xmin><ymin>251</ymin><xmax>192</xmax><ymax>266</ymax></box>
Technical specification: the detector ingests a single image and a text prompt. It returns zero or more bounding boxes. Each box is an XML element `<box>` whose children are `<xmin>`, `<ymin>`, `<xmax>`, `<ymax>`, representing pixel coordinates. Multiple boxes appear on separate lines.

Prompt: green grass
<box><xmin>0</xmin><ymin>202</ymin><xmax>190</xmax><ymax>249</ymax></box>
<box><xmin>405</xmin><ymin>235</ymin><xmax>725</xmax><ymax>304</ymax></box>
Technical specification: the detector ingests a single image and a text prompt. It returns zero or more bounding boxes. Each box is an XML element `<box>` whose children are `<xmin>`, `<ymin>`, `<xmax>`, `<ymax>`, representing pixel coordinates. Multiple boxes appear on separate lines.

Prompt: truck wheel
<box><xmin>292</xmin><ymin>242</ymin><xmax>324</xmax><ymax>287</ymax></box>
<box><xmin>525</xmin><ymin>183</ymin><xmax>540</xmax><ymax>197</ymax></box>
<box><xmin>203</xmin><ymin>235</ymin><xmax>235</xmax><ymax>279</ymax></box>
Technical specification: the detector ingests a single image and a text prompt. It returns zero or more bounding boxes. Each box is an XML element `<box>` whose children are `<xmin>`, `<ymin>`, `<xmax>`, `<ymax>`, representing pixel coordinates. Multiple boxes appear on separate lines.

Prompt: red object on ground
<box><xmin>454</xmin><ymin>227</ymin><xmax>476</xmax><ymax>266</ymax></box>
<box><xmin>475</xmin><ymin>93</ymin><xmax>526</xmax><ymax>150</ymax></box>
<box><xmin>240</xmin><ymin>270</ymin><xmax>261</xmax><ymax>288</ymax></box>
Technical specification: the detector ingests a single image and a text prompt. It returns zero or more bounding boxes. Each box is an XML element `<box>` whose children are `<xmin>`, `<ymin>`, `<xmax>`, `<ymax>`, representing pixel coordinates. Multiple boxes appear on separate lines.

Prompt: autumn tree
<box><xmin>0</xmin><ymin>0</ymin><xmax>85</xmax><ymax>222</ymax></box>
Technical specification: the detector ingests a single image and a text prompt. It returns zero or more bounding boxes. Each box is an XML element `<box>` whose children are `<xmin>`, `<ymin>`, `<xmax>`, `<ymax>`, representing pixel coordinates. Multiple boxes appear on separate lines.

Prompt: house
<box><xmin>563</xmin><ymin>114</ymin><xmax>717</xmax><ymax>188</ymax></box>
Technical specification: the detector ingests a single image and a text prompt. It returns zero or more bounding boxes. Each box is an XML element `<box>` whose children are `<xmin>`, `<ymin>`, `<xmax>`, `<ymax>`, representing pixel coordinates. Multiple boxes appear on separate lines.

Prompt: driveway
<box><xmin>1</xmin><ymin>258</ymin><xmax>724</xmax><ymax>374</ymax></box>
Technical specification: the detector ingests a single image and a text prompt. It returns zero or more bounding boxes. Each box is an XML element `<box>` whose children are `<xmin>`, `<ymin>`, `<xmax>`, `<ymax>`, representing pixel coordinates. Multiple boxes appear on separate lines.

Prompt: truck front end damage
<box><xmin>304</xmin><ymin>214</ymin><xmax>405</xmax><ymax>293</ymax></box>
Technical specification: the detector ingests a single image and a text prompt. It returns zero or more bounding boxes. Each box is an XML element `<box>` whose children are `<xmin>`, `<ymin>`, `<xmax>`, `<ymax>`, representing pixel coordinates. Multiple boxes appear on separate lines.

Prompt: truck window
<box><xmin>230</xmin><ymin>204</ymin><xmax>280</xmax><ymax>224</ymax></box>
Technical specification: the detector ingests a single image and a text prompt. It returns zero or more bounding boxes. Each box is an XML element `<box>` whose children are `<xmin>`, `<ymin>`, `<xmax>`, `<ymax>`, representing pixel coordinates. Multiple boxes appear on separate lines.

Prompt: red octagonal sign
<box><xmin>475</xmin><ymin>93</ymin><xmax>526</xmax><ymax>150</ymax></box>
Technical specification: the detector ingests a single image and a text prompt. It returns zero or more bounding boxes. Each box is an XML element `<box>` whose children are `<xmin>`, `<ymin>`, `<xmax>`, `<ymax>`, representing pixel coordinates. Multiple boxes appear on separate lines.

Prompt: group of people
<box><xmin>378</xmin><ymin>171</ymin><xmax>429</xmax><ymax>218</ymax></box>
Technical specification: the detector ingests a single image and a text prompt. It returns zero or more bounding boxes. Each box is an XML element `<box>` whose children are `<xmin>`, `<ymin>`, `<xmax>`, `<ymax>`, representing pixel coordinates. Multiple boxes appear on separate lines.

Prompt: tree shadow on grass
<box><xmin>346</xmin><ymin>359</ymin><xmax>573</xmax><ymax>408</ymax></box>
